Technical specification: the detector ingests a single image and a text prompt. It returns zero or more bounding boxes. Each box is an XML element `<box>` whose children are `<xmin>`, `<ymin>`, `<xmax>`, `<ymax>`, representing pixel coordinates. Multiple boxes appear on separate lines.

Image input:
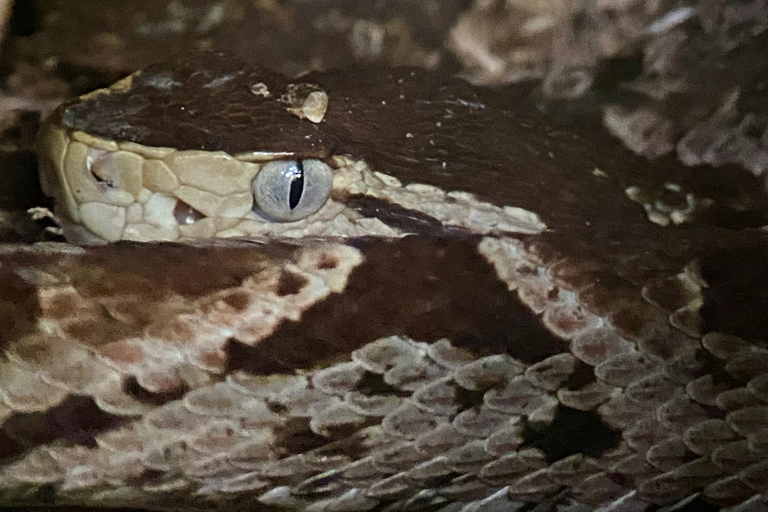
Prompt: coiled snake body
<box><xmin>1</xmin><ymin>52</ymin><xmax>768</xmax><ymax>511</ymax></box>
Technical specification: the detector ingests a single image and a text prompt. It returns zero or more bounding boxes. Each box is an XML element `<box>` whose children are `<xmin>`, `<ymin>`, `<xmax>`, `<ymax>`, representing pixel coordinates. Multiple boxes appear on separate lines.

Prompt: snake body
<box><xmin>2</xmin><ymin>52</ymin><xmax>768</xmax><ymax>511</ymax></box>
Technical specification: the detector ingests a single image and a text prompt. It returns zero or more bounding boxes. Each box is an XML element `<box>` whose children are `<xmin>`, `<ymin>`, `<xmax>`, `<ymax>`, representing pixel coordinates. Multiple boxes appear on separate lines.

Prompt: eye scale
<box><xmin>288</xmin><ymin>160</ymin><xmax>305</xmax><ymax>211</ymax></box>
<box><xmin>251</xmin><ymin>158</ymin><xmax>333</xmax><ymax>222</ymax></box>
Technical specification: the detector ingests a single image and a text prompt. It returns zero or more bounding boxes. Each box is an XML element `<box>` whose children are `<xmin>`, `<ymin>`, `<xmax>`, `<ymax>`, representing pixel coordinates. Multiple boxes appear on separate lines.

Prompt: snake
<box><xmin>2</xmin><ymin>50</ymin><xmax>768</xmax><ymax>512</ymax></box>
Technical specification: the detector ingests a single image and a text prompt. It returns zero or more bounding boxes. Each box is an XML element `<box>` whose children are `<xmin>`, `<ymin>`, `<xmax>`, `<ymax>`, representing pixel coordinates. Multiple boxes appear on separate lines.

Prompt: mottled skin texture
<box><xmin>2</xmin><ymin>52</ymin><xmax>768</xmax><ymax>511</ymax></box>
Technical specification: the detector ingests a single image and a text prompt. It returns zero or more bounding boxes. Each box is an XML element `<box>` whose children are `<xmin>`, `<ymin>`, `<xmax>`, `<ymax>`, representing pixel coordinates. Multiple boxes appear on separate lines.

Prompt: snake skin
<box><xmin>2</xmin><ymin>54</ymin><xmax>768</xmax><ymax>511</ymax></box>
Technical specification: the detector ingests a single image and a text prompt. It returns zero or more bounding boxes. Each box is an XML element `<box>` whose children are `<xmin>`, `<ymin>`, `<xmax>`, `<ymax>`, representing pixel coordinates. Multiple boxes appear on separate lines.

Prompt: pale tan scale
<box><xmin>0</xmin><ymin>363</ymin><xmax>68</xmax><ymax>412</ymax></box>
<box><xmin>118</xmin><ymin>140</ymin><xmax>176</xmax><ymax>159</ymax></box>
<box><xmin>134</xmin><ymin>187</ymin><xmax>152</xmax><ymax>203</ymax></box>
<box><xmin>557</xmin><ymin>380</ymin><xmax>618</xmax><ymax>411</ymax></box>
<box><xmin>625</xmin><ymin>372</ymin><xmax>678</xmax><ymax>406</ymax></box>
<box><xmin>142</xmin><ymin>159</ymin><xmax>180</xmax><ymax>192</ymax></box>
<box><xmin>9</xmin><ymin>449</ymin><xmax>64</xmax><ymax>485</ymax></box>
<box><xmin>703</xmin><ymin>332</ymin><xmax>755</xmax><ymax>360</ymax></box>
<box><xmin>173</xmin><ymin>184</ymin><xmax>222</xmax><ymax>217</ymax></box>
<box><xmin>542</xmin><ymin>299</ymin><xmax>602</xmax><ymax>339</ymax></box>
<box><xmin>71</xmin><ymin>130</ymin><xmax>120</xmax><ymax>151</ymax></box>
<box><xmin>717</xmin><ymin>387</ymin><xmax>763</xmax><ymax>412</ymax></box>
<box><xmin>411</xmin><ymin>377</ymin><xmax>461</xmax><ymax>416</ymax></box>
<box><xmin>415</xmin><ymin>423</ymin><xmax>469</xmax><ymax>455</ymax></box>
<box><xmin>125</xmin><ymin>202</ymin><xmax>143</xmax><ymax>223</ymax></box>
<box><xmin>483</xmin><ymin>375</ymin><xmax>556</xmax><ymax>416</ymax></box>
<box><xmin>684</xmin><ymin>419</ymin><xmax>740</xmax><ymax>456</ymax></box>
<box><xmin>698</xmin><ymin>380</ymin><xmax>735</xmax><ymax>411</ymax></box>
<box><xmin>93</xmin><ymin>150</ymin><xmax>144</xmax><ymax>195</ymax></box>
<box><xmin>216</xmin><ymin>191</ymin><xmax>255</xmax><ymax>218</ymax></box>
<box><xmin>453</xmin><ymin>407</ymin><xmax>511</xmax><ymax>438</ymax></box>
<box><xmin>65</xmin><ymin>142</ymin><xmax>135</xmax><ymax>206</ymax></box>
<box><xmin>454</xmin><ymin>354</ymin><xmax>523</xmax><ymax>390</ymax></box>
<box><xmin>747</xmin><ymin>373</ymin><xmax>768</xmax><ymax>403</ymax></box>
<box><xmin>124</xmin><ymin>222</ymin><xmax>179</xmax><ymax>242</ymax></box>
<box><xmin>79</xmin><ymin>202</ymin><xmax>127</xmax><ymax>241</ymax></box>
<box><xmin>165</xmin><ymin>150</ymin><xmax>256</xmax><ymax>196</ymax></box>
<box><xmin>480</xmin><ymin>450</ymin><xmax>545</xmax><ymax>485</ymax></box>
<box><xmin>407</xmin><ymin>456</ymin><xmax>452</xmax><ymax>481</ymax></box>
<box><xmin>178</xmin><ymin>217</ymin><xmax>217</xmax><ymax>238</ymax></box>
<box><xmin>508</xmin><ymin>467</ymin><xmax>561</xmax><ymax>497</ymax></box>
<box><xmin>312</xmin><ymin>361</ymin><xmax>367</xmax><ymax>396</ymax></box>
<box><xmin>524</xmin><ymin>352</ymin><xmax>577</xmax><ymax>391</ymax></box>
<box><xmin>310</xmin><ymin>403</ymin><xmax>367</xmax><ymax>436</ymax></box>
<box><xmin>141</xmin><ymin>192</ymin><xmax>179</xmax><ymax>232</ymax></box>
<box><xmin>548</xmin><ymin>454</ymin><xmax>602</xmax><ymax>487</ymax></box>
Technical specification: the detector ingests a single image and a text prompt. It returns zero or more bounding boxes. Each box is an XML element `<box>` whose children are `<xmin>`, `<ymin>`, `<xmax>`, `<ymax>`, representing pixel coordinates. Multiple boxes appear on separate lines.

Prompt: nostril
<box><xmin>86</xmin><ymin>148</ymin><xmax>144</xmax><ymax>196</ymax></box>
<box><xmin>87</xmin><ymin>150</ymin><xmax>114</xmax><ymax>187</ymax></box>
<box><xmin>90</xmin><ymin>170</ymin><xmax>113</xmax><ymax>187</ymax></box>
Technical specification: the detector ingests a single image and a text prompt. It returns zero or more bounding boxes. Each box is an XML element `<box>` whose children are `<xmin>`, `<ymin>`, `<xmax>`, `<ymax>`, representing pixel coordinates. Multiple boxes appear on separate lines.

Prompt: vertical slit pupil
<box><xmin>288</xmin><ymin>160</ymin><xmax>305</xmax><ymax>210</ymax></box>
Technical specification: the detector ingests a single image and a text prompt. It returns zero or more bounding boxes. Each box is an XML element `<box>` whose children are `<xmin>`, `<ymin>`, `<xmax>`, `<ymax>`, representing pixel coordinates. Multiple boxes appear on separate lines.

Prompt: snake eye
<box><xmin>252</xmin><ymin>159</ymin><xmax>333</xmax><ymax>222</ymax></box>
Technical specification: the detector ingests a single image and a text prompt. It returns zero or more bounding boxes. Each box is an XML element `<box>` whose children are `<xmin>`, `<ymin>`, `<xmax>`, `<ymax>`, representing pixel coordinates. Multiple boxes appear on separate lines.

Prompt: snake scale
<box><xmin>2</xmin><ymin>51</ymin><xmax>768</xmax><ymax>511</ymax></box>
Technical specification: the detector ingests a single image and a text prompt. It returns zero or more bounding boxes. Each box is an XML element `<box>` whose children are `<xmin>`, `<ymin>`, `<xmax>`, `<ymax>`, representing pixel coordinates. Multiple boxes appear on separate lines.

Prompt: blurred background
<box><xmin>0</xmin><ymin>0</ymin><xmax>766</xmax><ymax>243</ymax></box>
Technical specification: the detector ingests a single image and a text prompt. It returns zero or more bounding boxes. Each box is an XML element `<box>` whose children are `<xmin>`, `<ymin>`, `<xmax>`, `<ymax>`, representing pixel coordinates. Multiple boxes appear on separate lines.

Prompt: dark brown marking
<box><xmin>421</xmin><ymin>472</ymin><xmax>464</xmax><ymax>492</ymax></box>
<box><xmin>73</xmin><ymin>244</ymin><xmax>269</xmax><ymax>298</ymax></box>
<box><xmin>221</xmin><ymin>290</ymin><xmax>251</xmax><ymax>311</ymax></box>
<box><xmin>129</xmin><ymin>468</ymin><xmax>166</xmax><ymax>486</ymax></box>
<box><xmin>0</xmin><ymin>395</ymin><xmax>125</xmax><ymax>461</ymax></box>
<box><xmin>276</xmin><ymin>269</ymin><xmax>308</xmax><ymax>296</ymax></box>
<box><xmin>699</xmin><ymin>245</ymin><xmax>768</xmax><ymax>341</ymax></box>
<box><xmin>226</xmin><ymin>236</ymin><xmax>565</xmax><ymax>376</ymax></box>
<box><xmin>316</xmin><ymin>254</ymin><xmax>339</xmax><ymax>270</ymax></box>
<box><xmin>564</xmin><ymin>360</ymin><xmax>597</xmax><ymax>390</ymax></box>
<box><xmin>524</xmin><ymin>406</ymin><xmax>621</xmax><ymax>463</ymax></box>
<box><xmin>0</xmin><ymin>266</ymin><xmax>40</xmax><ymax>352</ymax></box>
<box><xmin>122</xmin><ymin>375</ymin><xmax>188</xmax><ymax>406</ymax></box>
<box><xmin>344</xmin><ymin>195</ymin><xmax>452</xmax><ymax>235</ymax></box>
<box><xmin>265</xmin><ymin>400</ymin><xmax>288</xmax><ymax>414</ymax></box>
<box><xmin>274</xmin><ymin>417</ymin><xmax>333</xmax><ymax>457</ymax></box>
<box><xmin>670</xmin><ymin>496</ymin><xmax>721</xmax><ymax>512</ymax></box>
<box><xmin>352</xmin><ymin>371</ymin><xmax>403</xmax><ymax>397</ymax></box>
<box><xmin>10</xmin><ymin>483</ymin><xmax>57</xmax><ymax>506</ymax></box>
<box><xmin>454</xmin><ymin>385</ymin><xmax>486</xmax><ymax>410</ymax></box>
